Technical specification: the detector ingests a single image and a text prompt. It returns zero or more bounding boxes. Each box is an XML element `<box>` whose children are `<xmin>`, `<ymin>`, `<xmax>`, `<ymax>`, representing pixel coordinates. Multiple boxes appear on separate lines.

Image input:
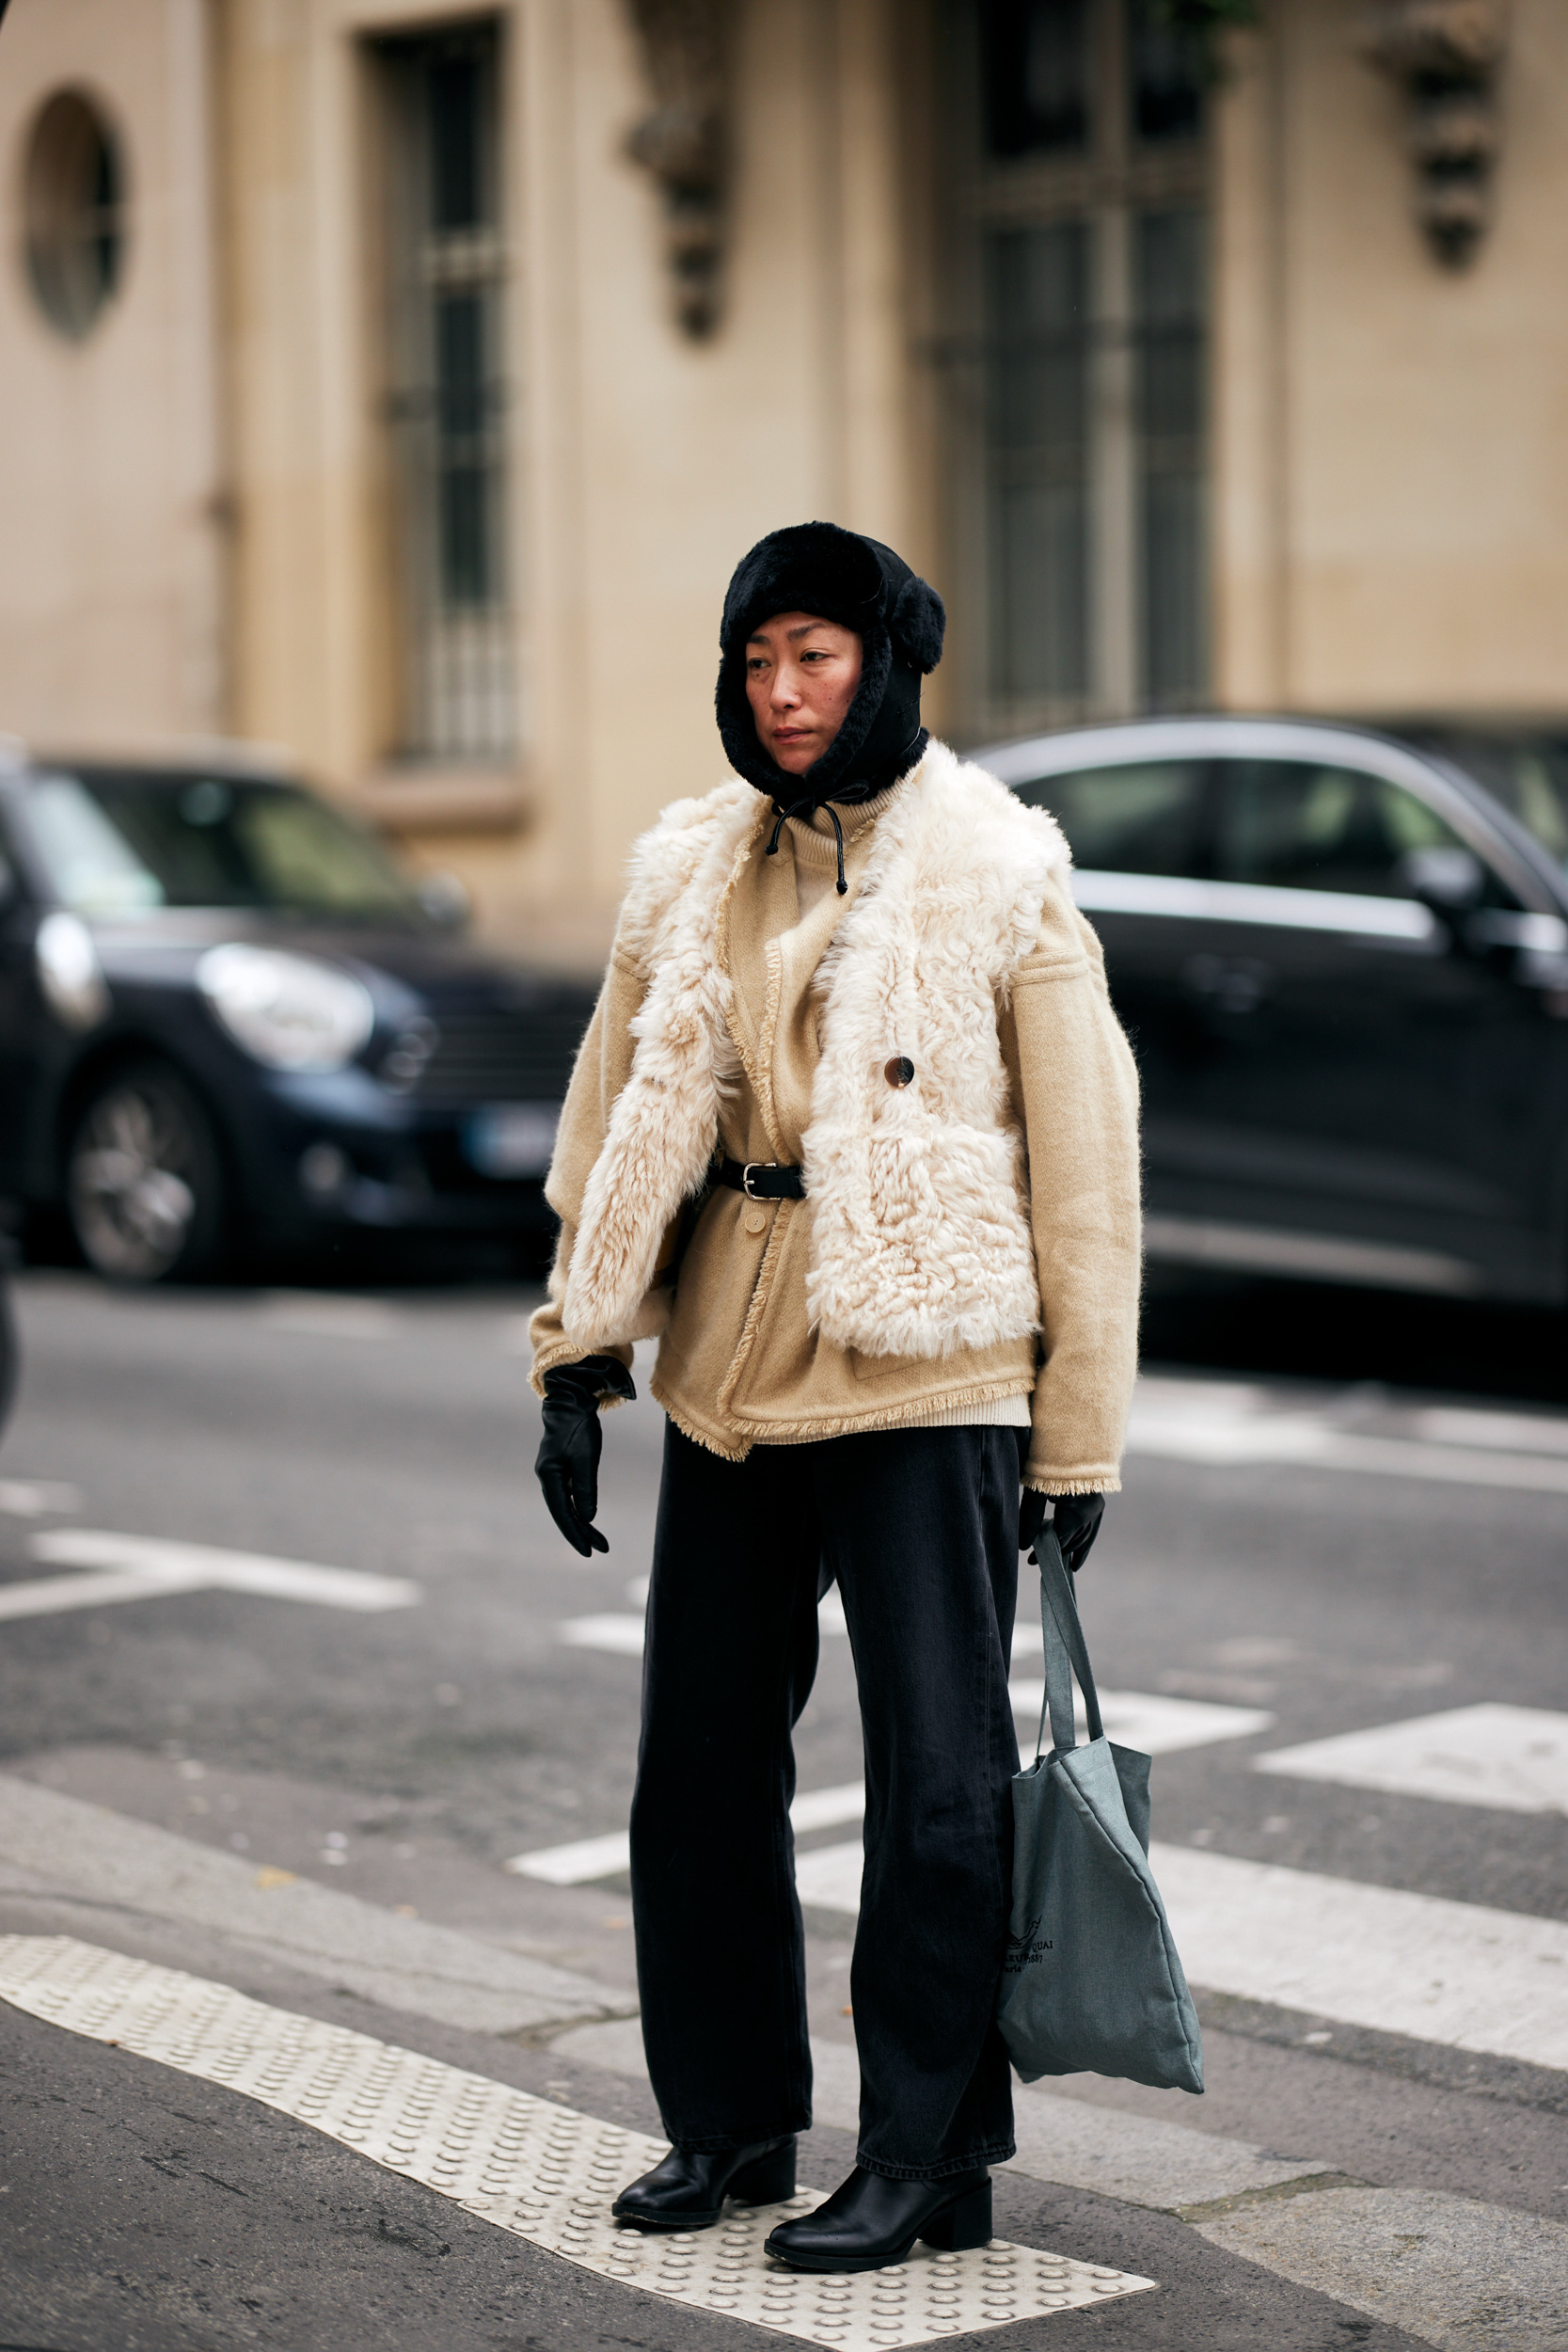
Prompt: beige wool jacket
<box><xmin>529</xmin><ymin>741</ymin><xmax>1143</xmax><ymax>1493</ymax></box>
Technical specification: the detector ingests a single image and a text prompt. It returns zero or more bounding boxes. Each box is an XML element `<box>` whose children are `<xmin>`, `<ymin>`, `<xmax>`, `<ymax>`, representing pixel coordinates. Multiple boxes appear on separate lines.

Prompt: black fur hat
<box><xmin>716</xmin><ymin>521</ymin><xmax>946</xmax><ymax>805</ymax></box>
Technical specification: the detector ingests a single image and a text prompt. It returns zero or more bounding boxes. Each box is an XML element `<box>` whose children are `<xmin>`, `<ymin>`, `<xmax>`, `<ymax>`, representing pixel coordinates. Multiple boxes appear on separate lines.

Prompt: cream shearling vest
<box><xmin>562</xmin><ymin>739</ymin><xmax>1071</xmax><ymax>1360</ymax></box>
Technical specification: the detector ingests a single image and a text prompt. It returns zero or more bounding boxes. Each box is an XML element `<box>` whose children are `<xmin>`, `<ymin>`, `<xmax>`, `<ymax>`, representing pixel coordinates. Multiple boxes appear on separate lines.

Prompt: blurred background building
<box><xmin>0</xmin><ymin>0</ymin><xmax>1561</xmax><ymax>967</ymax></box>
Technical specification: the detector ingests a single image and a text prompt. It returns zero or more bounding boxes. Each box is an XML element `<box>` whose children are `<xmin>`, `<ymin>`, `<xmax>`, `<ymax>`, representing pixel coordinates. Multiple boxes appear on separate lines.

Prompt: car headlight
<box><xmin>198</xmin><ymin>944</ymin><xmax>375</xmax><ymax>1074</ymax></box>
<box><xmin>36</xmin><ymin>911</ymin><xmax>110</xmax><ymax>1029</ymax></box>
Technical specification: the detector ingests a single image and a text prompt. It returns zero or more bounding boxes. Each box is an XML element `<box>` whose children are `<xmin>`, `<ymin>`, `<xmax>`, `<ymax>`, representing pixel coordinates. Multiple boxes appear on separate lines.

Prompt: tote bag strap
<box><xmin>1032</xmin><ymin>1528</ymin><xmax>1106</xmax><ymax>1759</ymax></box>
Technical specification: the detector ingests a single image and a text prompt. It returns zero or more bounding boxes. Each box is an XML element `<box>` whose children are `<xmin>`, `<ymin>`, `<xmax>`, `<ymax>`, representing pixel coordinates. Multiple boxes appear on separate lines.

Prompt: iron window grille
<box><xmin>375</xmin><ymin>24</ymin><xmax>515</xmax><ymax>762</ymax></box>
<box><xmin>940</xmin><ymin>0</ymin><xmax>1211</xmax><ymax>740</ymax></box>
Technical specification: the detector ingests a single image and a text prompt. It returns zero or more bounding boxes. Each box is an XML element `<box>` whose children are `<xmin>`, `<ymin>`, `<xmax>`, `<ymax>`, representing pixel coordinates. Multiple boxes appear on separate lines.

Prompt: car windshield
<box><xmin>1399</xmin><ymin>729</ymin><xmax>1568</xmax><ymax>877</ymax></box>
<box><xmin>25</xmin><ymin>771</ymin><xmax>422</xmax><ymax>921</ymax></box>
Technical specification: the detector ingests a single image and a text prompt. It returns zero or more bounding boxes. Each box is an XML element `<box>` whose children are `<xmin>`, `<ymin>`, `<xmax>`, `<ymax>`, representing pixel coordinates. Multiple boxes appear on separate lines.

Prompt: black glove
<box><xmin>1019</xmin><ymin>1487</ymin><xmax>1105</xmax><ymax>1574</ymax></box>
<box><xmin>535</xmin><ymin>1357</ymin><xmax>635</xmax><ymax>1557</ymax></box>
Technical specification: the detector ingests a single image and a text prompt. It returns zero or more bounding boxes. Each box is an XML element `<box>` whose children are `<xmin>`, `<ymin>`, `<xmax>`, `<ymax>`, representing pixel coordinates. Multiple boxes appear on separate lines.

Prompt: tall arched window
<box><xmin>373</xmin><ymin>22</ymin><xmax>515</xmax><ymax>761</ymax></box>
<box><xmin>942</xmin><ymin>0</ymin><xmax>1209</xmax><ymax>737</ymax></box>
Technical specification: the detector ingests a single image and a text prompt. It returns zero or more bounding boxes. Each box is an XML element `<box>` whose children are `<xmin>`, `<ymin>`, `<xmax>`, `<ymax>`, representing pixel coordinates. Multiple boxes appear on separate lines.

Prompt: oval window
<box><xmin>23</xmin><ymin>89</ymin><xmax>126</xmax><ymax>340</ymax></box>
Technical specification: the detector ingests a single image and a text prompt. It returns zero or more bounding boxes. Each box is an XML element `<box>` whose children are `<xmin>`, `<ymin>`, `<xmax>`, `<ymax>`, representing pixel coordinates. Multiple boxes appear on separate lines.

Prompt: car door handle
<box><xmin>1181</xmin><ymin>953</ymin><xmax>1274</xmax><ymax>1015</ymax></box>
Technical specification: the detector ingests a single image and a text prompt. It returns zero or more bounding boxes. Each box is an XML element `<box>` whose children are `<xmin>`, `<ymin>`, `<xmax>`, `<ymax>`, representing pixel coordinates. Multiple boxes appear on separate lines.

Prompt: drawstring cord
<box><xmin>765</xmin><ymin>796</ymin><xmax>849</xmax><ymax>896</ymax></box>
<box><xmin>758</xmin><ymin>730</ymin><xmax>921</xmax><ymax>898</ymax></box>
<box><xmin>825</xmin><ymin>803</ymin><xmax>847</xmax><ymax>896</ymax></box>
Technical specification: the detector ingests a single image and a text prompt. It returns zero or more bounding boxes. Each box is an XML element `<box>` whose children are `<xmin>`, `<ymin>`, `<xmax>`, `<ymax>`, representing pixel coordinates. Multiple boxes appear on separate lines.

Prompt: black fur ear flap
<box><xmin>889</xmin><ymin>576</ymin><xmax>946</xmax><ymax>674</ymax></box>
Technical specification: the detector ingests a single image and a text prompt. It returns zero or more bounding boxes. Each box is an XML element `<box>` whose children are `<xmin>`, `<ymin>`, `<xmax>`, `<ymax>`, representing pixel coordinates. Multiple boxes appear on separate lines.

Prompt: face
<box><xmin>744</xmin><ymin>612</ymin><xmax>863</xmax><ymax>776</ymax></box>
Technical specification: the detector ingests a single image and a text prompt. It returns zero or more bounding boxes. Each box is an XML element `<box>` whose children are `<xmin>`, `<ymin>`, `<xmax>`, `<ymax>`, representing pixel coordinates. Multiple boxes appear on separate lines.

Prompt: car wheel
<box><xmin>67</xmin><ymin>1060</ymin><xmax>227</xmax><ymax>1284</ymax></box>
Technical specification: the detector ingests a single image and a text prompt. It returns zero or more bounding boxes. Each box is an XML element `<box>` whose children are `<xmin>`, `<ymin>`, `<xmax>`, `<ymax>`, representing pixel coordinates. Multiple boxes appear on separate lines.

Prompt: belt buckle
<box><xmin>742</xmin><ymin>1162</ymin><xmax>775</xmax><ymax>1200</ymax></box>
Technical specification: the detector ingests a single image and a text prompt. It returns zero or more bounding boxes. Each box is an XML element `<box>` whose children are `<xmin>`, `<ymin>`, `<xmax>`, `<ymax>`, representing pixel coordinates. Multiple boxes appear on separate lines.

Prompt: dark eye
<box><xmin>884</xmin><ymin>1056</ymin><xmax>915</xmax><ymax>1089</ymax></box>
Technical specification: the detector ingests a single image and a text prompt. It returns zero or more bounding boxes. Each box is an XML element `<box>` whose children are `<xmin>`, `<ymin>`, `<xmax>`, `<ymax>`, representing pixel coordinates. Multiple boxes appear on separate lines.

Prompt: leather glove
<box><xmin>1019</xmin><ymin>1487</ymin><xmax>1105</xmax><ymax>1574</ymax></box>
<box><xmin>535</xmin><ymin>1356</ymin><xmax>635</xmax><ymax>1557</ymax></box>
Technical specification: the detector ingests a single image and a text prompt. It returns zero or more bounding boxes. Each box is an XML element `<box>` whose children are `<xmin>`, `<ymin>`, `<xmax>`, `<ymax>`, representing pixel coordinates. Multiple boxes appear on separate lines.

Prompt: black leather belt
<box><xmin>716</xmin><ymin>1157</ymin><xmax>806</xmax><ymax>1201</ymax></box>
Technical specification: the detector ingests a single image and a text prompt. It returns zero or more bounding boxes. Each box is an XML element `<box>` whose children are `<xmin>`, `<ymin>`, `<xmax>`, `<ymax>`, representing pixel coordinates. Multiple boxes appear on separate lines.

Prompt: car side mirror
<box><xmin>415</xmin><ymin>870</ymin><xmax>471</xmax><ymax>931</ymax></box>
<box><xmin>1396</xmin><ymin>846</ymin><xmax>1484</xmax><ymax>945</ymax></box>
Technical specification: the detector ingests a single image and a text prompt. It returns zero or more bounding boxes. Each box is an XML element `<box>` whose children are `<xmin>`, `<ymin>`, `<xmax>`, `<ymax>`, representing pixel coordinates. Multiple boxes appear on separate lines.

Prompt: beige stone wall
<box><xmin>0</xmin><ymin>0</ymin><xmax>226</xmax><ymax>753</ymax></box>
<box><xmin>1213</xmin><ymin>0</ymin><xmax>1568</xmax><ymax>718</ymax></box>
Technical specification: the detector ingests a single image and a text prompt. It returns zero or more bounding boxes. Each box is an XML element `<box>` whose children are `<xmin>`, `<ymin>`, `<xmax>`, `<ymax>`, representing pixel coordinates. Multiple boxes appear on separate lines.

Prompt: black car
<box><xmin>978</xmin><ymin>716</ymin><xmax>1568</xmax><ymax>1308</ymax></box>
<box><xmin>0</xmin><ymin>748</ymin><xmax>597</xmax><ymax>1281</ymax></box>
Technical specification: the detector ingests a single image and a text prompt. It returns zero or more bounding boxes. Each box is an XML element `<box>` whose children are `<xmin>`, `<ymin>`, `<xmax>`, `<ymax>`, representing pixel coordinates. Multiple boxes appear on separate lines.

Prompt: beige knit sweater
<box><xmin>530</xmin><ymin>772</ymin><xmax>1143</xmax><ymax>1494</ymax></box>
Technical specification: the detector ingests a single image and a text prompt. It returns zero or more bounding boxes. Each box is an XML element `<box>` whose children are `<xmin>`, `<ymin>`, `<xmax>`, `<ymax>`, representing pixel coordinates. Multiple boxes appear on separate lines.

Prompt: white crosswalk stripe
<box><xmin>505</xmin><ymin>1784</ymin><xmax>866</xmax><ymax>1886</ymax></box>
<box><xmin>255</xmin><ymin>1293</ymin><xmax>400</xmax><ymax>1340</ymax></box>
<box><xmin>0</xmin><ymin>1478</ymin><xmax>82</xmax><ymax>1518</ymax></box>
<box><xmin>1008</xmin><ymin>1686</ymin><xmax>1274</xmax><ymax>1756</ymax></box>
<box><xmin>1257</xmin><ymin>1703</ymin><xmax>1568</xmax><ymax>1817</ymax></box>
<box><xmin>557</xmin><ymin>1613</ymin><xmax>647</xmax><ymax>1656</ymax></box>
<box><xmin>1155</xmin><ymin>1845</ymin><xmax>1568</xmax><ymax>2073</ymax></box>
<box><xmin>1127</xmin><ymin>1375</ymin><xmax>1568</xmax><ymax>1493</ymax></box>
<box><xmin>503</xmin><ymin>1831</ymin><xmax>635</xmax><ymax>1886</ymax></box>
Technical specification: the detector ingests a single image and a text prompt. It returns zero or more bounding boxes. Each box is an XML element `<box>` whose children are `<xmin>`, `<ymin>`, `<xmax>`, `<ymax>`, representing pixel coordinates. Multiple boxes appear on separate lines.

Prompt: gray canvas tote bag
<box><xmin>996</xmin><ymin>1531</ymin><xmax>1204</xmax><ymax>2093</ymax></box>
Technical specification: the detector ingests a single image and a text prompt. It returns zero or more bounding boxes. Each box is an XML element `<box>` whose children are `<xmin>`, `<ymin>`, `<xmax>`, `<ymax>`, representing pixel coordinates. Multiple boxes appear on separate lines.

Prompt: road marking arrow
<box><xmin>0</xmin><ymin>1530</ymin><xmax>420</xmax><ymax>1618</ymax></box>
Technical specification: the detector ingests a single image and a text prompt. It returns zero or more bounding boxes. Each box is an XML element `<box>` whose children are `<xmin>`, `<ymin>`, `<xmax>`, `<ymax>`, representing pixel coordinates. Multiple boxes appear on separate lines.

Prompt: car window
<box><xmin>1010</xmin><ymin>760</ymin><xmax>1208</xmax><ymax>877</ymax></box>
<box><xmin>1400</xmin><ymin>730</ymin><xmax>1568</xmax><ymax>875</ymax></box>
<box><xmin>26</xmin><ymin>771</ymin><xmax>421</xmax><ymax>922</ymax></box>
<box><xmin>1214</xmin><ymin>760</ymin><xmax>1515</xmax><ymax>904</ymax></box>
<box><xmin>236</xmin><ymin>791</ymin><xmax>414</xmax><ymax>917</ymax></box>
<box><xmin>26</xmin><ymin>776</ymin><xmax>166</xmax><ymax>914</ymax></box>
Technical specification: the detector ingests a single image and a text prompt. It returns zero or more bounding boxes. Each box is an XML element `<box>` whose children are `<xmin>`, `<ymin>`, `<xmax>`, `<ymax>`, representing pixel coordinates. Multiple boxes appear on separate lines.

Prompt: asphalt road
<box><xmin>0</xmin><ymin>1266</ymin><xmax>1564</xmax><ymax>2352</ymax></box>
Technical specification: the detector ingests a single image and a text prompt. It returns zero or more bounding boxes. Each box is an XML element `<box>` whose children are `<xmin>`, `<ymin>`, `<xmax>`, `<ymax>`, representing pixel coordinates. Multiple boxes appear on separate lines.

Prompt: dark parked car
<box><xmin>0</xmin><ymin>747</ymin><xmax>597</xmax><ymax>1281</ymax></box>
<box><xmin>979</xmin><ymin>717</ymin><xmax>1568</xmax><ymax>1308</ymax></box>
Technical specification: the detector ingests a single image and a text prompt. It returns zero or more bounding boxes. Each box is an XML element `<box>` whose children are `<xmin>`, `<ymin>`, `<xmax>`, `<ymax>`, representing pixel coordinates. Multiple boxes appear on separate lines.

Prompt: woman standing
<box><xmin>531</xmin><ymin>522</ymin><xmax>1140</xmax><ymax>2274</ymax></box>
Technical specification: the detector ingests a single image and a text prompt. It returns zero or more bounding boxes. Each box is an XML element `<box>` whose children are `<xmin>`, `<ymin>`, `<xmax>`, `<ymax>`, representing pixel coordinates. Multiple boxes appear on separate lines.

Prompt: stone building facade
<box><xmin>0</xmin><ymin>0</ymin><xmax>1562</xmax><ymax>964</ymax></box>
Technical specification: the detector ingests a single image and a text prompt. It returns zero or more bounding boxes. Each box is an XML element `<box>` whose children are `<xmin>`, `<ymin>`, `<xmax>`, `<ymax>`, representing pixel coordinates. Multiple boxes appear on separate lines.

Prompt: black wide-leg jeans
<box><xmin>629</xmin><ymin>1419</ymin><xmax>1022</xmax><ymax>2181</ymax></box>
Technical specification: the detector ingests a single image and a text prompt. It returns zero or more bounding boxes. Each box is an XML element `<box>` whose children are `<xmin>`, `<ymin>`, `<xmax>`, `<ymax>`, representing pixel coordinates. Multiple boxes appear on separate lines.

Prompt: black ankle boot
<box><xmin>765</xmin><ymin>2164</ymin><xmax>991</xmax><ymax>2273</ymax></box>
<box><xmin>612</xmin><ymin>2136</ymin><xmax>797</xmax><ymax>2232</ymax></box>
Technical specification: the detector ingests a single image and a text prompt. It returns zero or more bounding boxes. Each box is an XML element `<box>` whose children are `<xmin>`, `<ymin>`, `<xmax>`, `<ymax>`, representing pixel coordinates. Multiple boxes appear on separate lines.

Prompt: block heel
<box><xmin>919</xmin><ymin>2179</ymin><xmax>992</xmax><ymax>2252</ymax></box>
<box><xmin>728</xmin><ymin>2140</ymin><xmax>797</xmax><ymax>2205</ymax></box>
<box><xmin>766</xmin><ymin>2164</ymin><xmax>992</xmax><ymax>2272</ymax></box>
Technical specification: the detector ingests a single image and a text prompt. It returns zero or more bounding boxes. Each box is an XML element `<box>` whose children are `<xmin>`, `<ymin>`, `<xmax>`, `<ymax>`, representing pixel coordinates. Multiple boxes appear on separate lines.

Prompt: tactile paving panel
<box><xmin>0</xmin><ymin>1935</ymin><xmax>1154</xmax><ymax>2345</ymax></box>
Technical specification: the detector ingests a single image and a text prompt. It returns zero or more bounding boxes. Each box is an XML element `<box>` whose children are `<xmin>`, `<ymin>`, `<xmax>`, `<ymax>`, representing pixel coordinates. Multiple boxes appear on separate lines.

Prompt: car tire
<box><xmin>66</xmin><ymin>1059</ymin><xmax>228</xmax><ymax>1284</ymax></box>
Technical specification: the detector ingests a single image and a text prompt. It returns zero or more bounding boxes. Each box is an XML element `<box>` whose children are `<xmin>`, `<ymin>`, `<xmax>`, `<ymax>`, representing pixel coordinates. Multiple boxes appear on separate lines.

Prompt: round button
<box><xmin>744</xmin><ymin>1208</ymin><xmax>768</xmax><ymax>1235</ymax></box>
<box><xmin>884</xmin><ymin>1055</ymin><xmax>915</xmax><ymax>1088</ymax></box>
